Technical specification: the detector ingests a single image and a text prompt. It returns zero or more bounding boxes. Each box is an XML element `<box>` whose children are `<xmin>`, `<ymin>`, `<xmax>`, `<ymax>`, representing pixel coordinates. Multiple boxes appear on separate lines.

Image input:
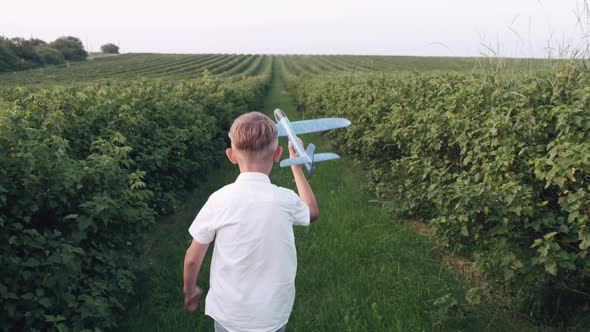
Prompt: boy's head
<box><xmin>227</xmin><ymin>112</ymin><xmax>282</xmax><ymax>169</ymax></box>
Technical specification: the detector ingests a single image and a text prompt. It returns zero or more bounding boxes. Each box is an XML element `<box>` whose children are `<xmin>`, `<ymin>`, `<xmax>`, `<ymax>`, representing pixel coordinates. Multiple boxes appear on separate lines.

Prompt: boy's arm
<box><xmin>183</xmin><ymin>240</ymin><xmax>210</xmax><ymax>311</ymax></box>
<box><xmin>289</xmin><ymin>140</ymin><xmax>319</xmax><ymax>222</ymax></box>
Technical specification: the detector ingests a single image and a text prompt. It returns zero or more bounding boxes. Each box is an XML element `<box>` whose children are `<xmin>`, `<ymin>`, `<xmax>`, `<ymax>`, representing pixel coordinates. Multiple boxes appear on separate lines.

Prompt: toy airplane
<box><xmin>274</xmin><ymin>108</ymin><xmax>351</xmax><ymax>174</ymax></box>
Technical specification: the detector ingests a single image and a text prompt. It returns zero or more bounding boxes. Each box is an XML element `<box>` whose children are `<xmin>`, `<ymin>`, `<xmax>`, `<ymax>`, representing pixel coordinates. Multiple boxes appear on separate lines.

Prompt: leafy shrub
<box><xmin>0</xmin><ymin>75</ymin><xmax>269</xmax><ymax>330</ymax></box>
<box><xmin>36</xmin><ymin>46</ymin><xmax>65</xmax><ymax>65</ymax></box>
<box><xmin>0</xmin><ymin>36</ymin><xmax>71</xmax><ymax>72</ymax></box>
<box><xmin>49</xmin><ymin>36</ymin><xmax>88</xmax><ymax>62</ymax></box>
<box><xmin>100</xmin><ymin>43</ymin><xmax>119</xmax><ymax>54</ymax></box>
<box><xmin>283</xmin><ymin>63</ymin><xmax>590</xmax><ymax>319</ymax></box>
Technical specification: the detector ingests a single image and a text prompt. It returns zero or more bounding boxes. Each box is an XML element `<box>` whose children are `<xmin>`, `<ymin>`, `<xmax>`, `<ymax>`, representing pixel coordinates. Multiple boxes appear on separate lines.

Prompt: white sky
<box><xmin>1</xmin><ymin>0</ymin><xmax>588</xmax><ymax>57</ymax></box>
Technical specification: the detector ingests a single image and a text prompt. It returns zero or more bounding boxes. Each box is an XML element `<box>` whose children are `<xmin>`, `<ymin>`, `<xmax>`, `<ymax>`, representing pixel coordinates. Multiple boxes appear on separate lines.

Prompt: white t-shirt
<box><xmin>188</xmin><ymin>172</ymin><xmax>310</xmax><ymax>332</ymax></box>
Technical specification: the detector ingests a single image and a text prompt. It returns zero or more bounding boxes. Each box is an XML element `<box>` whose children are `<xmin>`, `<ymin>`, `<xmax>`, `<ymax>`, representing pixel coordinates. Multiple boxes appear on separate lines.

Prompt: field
<box><xmin>1</xmin><ymin>54</ymin><xmax>588</xmax><ymax>331</ymax></box>
<box><xmin>0</xmin><ymin>53</ymin><xmax>557</xmax><ymax>86</ymax></box>
<box><xmin>0</xmin><ymin>54</ymin><xmax>272</xmax><ymax>85</ymax></box>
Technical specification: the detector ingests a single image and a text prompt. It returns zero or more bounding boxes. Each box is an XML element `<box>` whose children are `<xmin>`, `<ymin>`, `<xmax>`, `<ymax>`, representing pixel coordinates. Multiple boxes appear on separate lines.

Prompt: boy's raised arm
<box><xmin>183</xmin><ymin>240</ymin><xmax>210</xmax><ymax>311</ymax></box>
<box><xmin>288</xmin><ymin>140</ymin><xmax>319</xmax><ymax>222</ymax></box>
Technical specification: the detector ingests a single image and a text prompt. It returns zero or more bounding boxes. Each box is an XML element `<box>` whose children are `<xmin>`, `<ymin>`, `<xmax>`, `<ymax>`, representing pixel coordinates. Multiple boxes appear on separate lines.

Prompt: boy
<box><xmin>183</xmin><ymin>112</ymin><xmax>319</xmax><ymax>332</ymax></box>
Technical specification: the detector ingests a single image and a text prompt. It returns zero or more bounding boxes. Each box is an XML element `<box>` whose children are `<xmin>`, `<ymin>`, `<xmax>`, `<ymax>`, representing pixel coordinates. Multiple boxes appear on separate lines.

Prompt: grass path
<box><xmin>119</xmin><ymin>62</ymin><xmax>537</xmax><ymax>331</ymax></box>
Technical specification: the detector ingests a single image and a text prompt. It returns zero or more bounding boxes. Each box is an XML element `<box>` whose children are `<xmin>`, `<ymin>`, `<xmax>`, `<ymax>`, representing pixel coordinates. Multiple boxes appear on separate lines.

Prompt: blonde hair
<box><xmin>229</xmin><ymin>112</ymin><xmax>278</xmax><ymax>161</ymax></box>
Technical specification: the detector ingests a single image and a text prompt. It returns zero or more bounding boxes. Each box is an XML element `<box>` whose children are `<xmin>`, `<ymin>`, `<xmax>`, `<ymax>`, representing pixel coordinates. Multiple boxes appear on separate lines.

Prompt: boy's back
<box><xmin>183</xmin><ymin>112</ymin><xmax>319</xmax><ymax>332</ymax></box>
<box><xmin>189</xmin><ymin>172</ymin><xmax>309</xmax><ymax>331</ymax></box>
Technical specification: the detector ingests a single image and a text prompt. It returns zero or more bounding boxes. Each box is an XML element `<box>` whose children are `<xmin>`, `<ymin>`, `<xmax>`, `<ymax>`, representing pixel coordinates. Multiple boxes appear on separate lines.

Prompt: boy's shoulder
<box><xmin>274</xmin><ymin>185</ymin><xmax>300</xmax><ymax>200</ymax></box>
<box><xmin>206</xmin><ymin>183</ymin><xmax>236</xmax><ymax>201</ymax></box>
<box><xmin>207</xmin><ymin>182</ymin><xmax>300</xmax><ymax>205</ymax></box>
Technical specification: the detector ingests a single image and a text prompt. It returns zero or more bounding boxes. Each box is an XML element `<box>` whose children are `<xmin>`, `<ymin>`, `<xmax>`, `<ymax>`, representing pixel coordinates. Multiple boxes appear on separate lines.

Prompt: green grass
<box><xmin>118</xmin><ymin>62</ymin><xmax>540</xmax><ymax>331</ymax></box>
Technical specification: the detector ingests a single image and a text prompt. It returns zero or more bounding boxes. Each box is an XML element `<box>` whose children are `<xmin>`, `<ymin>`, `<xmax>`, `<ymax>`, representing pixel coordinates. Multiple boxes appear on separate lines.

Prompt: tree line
<box><xmin>0</xmin><ymin>36</ymin><xmax>88</xmax><ymax>72</ymax></box>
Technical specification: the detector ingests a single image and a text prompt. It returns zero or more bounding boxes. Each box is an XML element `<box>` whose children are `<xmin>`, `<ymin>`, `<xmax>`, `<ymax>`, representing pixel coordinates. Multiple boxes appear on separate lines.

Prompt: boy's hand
<box><xmin>288</xmin><ymin>137</ymin><xmax>319</xmax><ymax>222</ymax></box>
<box><xmin>183</xmin><ymin>240</ymin><xmax>209</xmax><ymax>312</ymax></box>
<box><xmin>184</xmin><ymin>286</ymin><xmax>203</xmax><ymax>312</ymax></box>
<box><xmin>288</xmin><ymin>138</ymin><xmax>303</xmax><ymax>158</ymax></box>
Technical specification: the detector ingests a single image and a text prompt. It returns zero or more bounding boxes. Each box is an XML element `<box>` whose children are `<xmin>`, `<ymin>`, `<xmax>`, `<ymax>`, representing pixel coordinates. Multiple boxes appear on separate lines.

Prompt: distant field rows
<box><xmin>0</xmin><ymin>54</ymin><xmax>271</xmax><ymax>85</ymax></box>
<box><xmin>0</xmin><ymin>53</ymin><xmax>558</xmax><ymax>86</ymax></box>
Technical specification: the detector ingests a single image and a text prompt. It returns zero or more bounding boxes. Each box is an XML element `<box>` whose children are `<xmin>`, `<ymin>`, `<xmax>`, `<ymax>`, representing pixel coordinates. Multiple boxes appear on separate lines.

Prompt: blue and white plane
<box><xmin>274</xmin><ymin>108</ymin><xmax>351</xmax><ymax>174</ymax></box>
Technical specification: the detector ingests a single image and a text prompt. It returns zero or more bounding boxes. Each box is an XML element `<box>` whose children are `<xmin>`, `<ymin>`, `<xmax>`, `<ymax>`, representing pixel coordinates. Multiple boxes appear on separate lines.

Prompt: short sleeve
<box><xmin>188</xmin><ymin>197</ymin><xmax>218</xmax><ymax>244</ymax></box>
<box><xmin>292</xmin><ymin>196</ymin><xmax>310</xmax><ymax>226</ymax></box>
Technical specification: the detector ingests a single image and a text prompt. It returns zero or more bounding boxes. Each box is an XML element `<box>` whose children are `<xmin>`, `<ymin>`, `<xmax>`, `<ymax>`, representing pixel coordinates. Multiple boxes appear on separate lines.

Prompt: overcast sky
<box><xmin>1</xmin><ymin>0</ymin><xmax>587</xmax><ymax>57</ymax></box>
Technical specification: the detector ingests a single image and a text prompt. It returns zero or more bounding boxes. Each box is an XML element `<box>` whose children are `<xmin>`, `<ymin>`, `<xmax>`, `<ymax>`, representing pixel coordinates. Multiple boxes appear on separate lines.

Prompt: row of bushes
<box><xmin>0</xmin><ymin>73</ymin><xmax>270</xmax><ymax>330</ymax></box>
<box><xmin>283</xmin><ymin>63</ymin><xmax>589</xmax><ymax>321</ymax></box>
<box><xmin>0</xmin><ymin>36</ymin><xmax>88</xmax><ymax>72</ymax></box>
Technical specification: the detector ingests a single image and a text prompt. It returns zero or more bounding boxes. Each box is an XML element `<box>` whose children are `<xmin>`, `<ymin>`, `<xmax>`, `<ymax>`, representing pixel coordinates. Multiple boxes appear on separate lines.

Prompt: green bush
<box><xmin>100</xmin><ymin>43</ymin><xmax>119</xmax><ymax>54</ymax></box>
<box><xmin>49</xmin><ymin>36</ymin><xmax>88</xmax><ymax>62</ymax></box>
<box><xmin>0</xmin><ymin>75</ymin><xmax>269</xmax><ymax>330</ymax></box>
<box><xmin>0</xmin><ymin>36</ymin><xmax>70</xmax><ymax>72</ymax></box>
<box><xmin>283</xmin><ymin>63</ymin><xmax>590</xmax><ymax>319</ymax></box>
<box><xmin>36</xmin><ymin>46</ymin><xmax>65</xmax><ymax>65</ymax></box>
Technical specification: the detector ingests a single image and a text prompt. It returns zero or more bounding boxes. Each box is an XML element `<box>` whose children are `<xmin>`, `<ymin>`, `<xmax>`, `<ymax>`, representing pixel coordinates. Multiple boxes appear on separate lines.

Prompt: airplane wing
<box><xmin>277</xmin><ymin>118</ymin><xmax>351</xmax><ymax>137</ymax></box>
<box><xmin>279</xmin><ymin>156</ymin><xmax>308</xmax><ymax>168</ymax></box>
<box><xmin>313</xmin><ymin>153</ymin><xmax>340</xmax><ymax>162</ymax></box>
<box><xmin>279</xmin><ymin>153</ymin><xmax>340</xmax><ymax>168</ymax></box>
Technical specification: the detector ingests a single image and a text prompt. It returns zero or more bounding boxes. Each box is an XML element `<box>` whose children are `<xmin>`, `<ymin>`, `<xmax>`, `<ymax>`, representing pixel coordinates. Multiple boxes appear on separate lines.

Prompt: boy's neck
<box><xmin>237</xmin><ymin>162</ymin><xmax>273</xmax><ymax>176</ymax></box>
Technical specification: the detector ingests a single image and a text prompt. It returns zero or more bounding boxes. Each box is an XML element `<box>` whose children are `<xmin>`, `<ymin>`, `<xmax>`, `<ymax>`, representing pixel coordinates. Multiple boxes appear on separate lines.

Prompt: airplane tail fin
<box><xmin>305</xmin><ymin>144</ymin><xmax>316</xmax><ymax>174</ymax></box>
<box><xmin>279</xmin><ymin>144</ymin><xmax>316</xmax><ymax>168</ymax></box>
<box><xmin>306</xmin><ymin>144</ymin><xmax>316</xmax><ymax>162</ymax></box>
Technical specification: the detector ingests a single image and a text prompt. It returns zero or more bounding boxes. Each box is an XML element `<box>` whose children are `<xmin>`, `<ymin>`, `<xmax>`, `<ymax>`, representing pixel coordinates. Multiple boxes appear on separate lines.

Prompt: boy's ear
<box><xmin>226</xmin><ymin>148</ymin><xmax>238</xmax><ymax>164</ymax></box>
<box><xmin>273</xmin><ymin>146</ymin><xmax>283</xmax><ymax>163</ymax></box>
